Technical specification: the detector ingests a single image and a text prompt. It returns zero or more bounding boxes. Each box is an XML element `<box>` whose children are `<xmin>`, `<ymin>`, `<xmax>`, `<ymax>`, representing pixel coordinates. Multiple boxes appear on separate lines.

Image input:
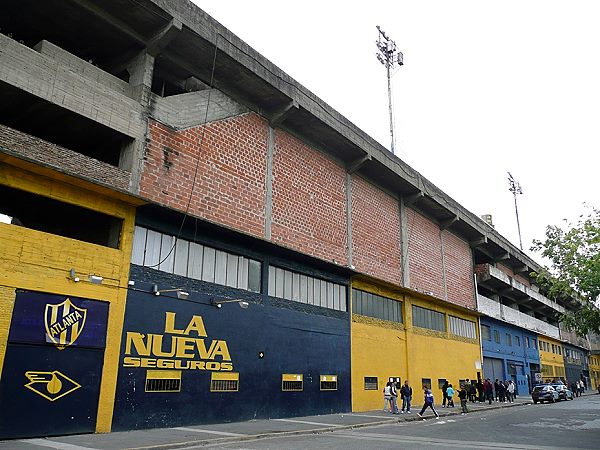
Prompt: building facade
<box><xmin>0</xmin><ymin>0</ymin><xmax>597</xmax><ymax>439</ymax></box>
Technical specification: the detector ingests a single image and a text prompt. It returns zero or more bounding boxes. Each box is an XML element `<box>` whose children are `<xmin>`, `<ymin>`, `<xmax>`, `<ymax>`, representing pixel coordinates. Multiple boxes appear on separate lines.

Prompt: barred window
<box><xmin>481</xmin><ymin>325</ymin><xmax>491</xmax><ymax>341</ymax></box>
<box><xmin>268</xmin><ymin>266</ymin><xmax>347</xmax><ymax>312</ymax></box>
<box><xmin>145</xmin><ymin>370</ymin><xmax>181</xmax><ymax>393</ymax></box>
<box><xmin>422</xmin><ymin>378</ymin><xmax>432</xmax><ymax>389</ymax></box>
<box><xmin>412</xmin><ymin>305</ymin><xmax>445</xmax><ymax>332</ymax></box>
<box><xmin>506</xmin><ymin>333</ymin><xmax>512</xmax><ymax>346</ymax></box>
<box><xmin>320</xmin><ymin>375</ymin><xmax>338</xmax><ymax>391</ymax></box>
<box><xmin>541</xmin><ymin>364</ymin><xmax>553</xmax><ymax>376</ymax></box>
<box><xmin>352</xmin><ymin>289</ymin><xmax>402</xmax><ymax>323</ymax></box>
<box><xmin>448</xmin><ymin>316</ymin><xmax>477</xmax><ymax>339</ymax></box>
<box><xmin>364</xmin><ymin>377</ymin><xmax>378</xmax><ymax>390</ymax></box>
<box><xmin>210</xmin><ymin>372</ymin><xmax>239</xmax><ymax>392</ymax></box>
<box><xmin>282</xmin><ymin>374</ymin><xmax>303</xmax><ymax>392</ymax></box>
<box><xmin>132</xmin><ymin>226</ymin><xmax>261</xmax><ymax>293</ymax></box>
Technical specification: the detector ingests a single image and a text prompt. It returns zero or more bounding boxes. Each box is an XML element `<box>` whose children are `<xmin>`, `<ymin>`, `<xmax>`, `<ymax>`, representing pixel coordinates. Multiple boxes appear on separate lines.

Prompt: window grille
<box><xmin>448</xmin><ymin>316</ymin><xmax>476</xmax><ymax>339</ymax></box>
<box><xmin>132</xmin><ymin>226</ymin><xmax>261</xmax><ymax>293</ymax></box>
<box><xmin>352</xmin><ymin>289</ymin><xmax>402</xmax><ymax>323</ymax></box>
<box><xmin>364</xmin><ymin>377</ymin><xmax>378</xmax><ymax>390</ymax></box>
<box><xmin>268</xmin><ymin>266</ymin><xmax>347</xmax><ymax>312</ymax></box>
<box><xmin>210</xmin><ymin>372</ymin><xmax>239</xmax><ymax>392</ymax></box>
<box><xmin>320</xmin><ymin>375</ymin><xmax>338</xmax><ymax>391</ymax></box>
<box><xmin>282</xmin><ymin>374</ymin><xmax>303</xmax><ymax>391</ymax></box>
<box><xmin>412</xmin><ymin>305</ymin><xmax>445</xmax><ymax>332</ymax></box>
<box><xmin>145</xmin><ymin>370</ymin><xmax>181</xmax><ymax>393</ymax></box>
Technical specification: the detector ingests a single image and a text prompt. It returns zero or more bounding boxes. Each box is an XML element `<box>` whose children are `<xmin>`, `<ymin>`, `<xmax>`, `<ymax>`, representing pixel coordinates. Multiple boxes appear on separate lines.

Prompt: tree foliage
<box><xmin>531</xmin><ymin>206</ymin><xmax>600</xmax><ymax>336</ymax></box>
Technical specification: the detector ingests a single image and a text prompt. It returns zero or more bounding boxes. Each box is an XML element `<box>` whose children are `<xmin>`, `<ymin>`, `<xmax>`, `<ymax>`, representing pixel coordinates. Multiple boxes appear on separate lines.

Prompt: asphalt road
<box><xmin>203</xmin><ymin>395</ymin><xmax>600</xmax><ymax>450</ymax></box>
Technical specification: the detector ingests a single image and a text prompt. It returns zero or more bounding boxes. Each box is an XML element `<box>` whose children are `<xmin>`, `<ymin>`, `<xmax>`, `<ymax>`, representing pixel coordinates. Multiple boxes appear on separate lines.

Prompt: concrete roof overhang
<box><xmin>0</xmin><ymin>0</ymin><xmax>545</xmax><ymax>276</ymax></box>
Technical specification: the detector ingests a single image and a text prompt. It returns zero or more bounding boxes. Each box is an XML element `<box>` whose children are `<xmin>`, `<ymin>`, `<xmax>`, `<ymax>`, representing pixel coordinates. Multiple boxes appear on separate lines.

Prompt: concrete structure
<box><xmin>0</xmin><ymin>0</ymin><xmax>596</xmax><ymax>439</ymax></box>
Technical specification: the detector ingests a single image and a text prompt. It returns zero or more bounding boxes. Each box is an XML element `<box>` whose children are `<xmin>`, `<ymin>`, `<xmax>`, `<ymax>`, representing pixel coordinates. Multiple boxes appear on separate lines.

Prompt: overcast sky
<box><xmin>196</xmin><ymin>0</ymin><xmax>599</xmax><ymax>264</ymax></box>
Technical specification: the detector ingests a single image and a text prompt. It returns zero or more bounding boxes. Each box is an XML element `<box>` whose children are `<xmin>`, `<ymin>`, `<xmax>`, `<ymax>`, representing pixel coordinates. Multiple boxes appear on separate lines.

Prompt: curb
<box><xmin>126</xmin><ymin>401</ymin><xmax>533</xmax><ymax>450</ymax></box>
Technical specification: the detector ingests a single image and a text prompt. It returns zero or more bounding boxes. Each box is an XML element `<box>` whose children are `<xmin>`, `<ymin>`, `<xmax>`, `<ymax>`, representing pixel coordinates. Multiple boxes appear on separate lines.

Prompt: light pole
<box><xmin>508</xmin><ymin>172</ymin><xmax>524</xmax><ymax>250</ymax></box>
<box><xmin>376</xmin><ymin>26</ymin><xmax>403</xmax><ymax>155</ymax></box>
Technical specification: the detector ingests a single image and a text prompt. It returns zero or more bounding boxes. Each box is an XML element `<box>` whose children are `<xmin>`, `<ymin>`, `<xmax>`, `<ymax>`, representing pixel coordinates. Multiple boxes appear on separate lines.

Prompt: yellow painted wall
<box><xmin>0</xmin><ymin>162</ymin><xmax>137</xmax><ymax>432</ymax></box>
<box><xmin>538</xmin><ymin>335</ymin><xmax>566</xmax><ymax>381</ymax></box>
<box><xmin>351</xmin><ymin>278</ymin><xmax>481</xmax><ymax>411</ymax></box>
<box><xmin>589</xmin><ymin>355</ymin><xmax>600</xmax><ymax>390</ymax></box>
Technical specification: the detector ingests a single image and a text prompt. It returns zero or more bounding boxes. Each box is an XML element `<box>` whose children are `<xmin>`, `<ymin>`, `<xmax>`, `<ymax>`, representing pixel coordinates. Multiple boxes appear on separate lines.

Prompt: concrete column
<box><xmin>439</xmin><ymin>230</ymin><xmax>448</xmax><ymax>301</ymax></box>
<box><xmin>119</xmin><ymin>50</ymin><xmax>155</xmax><ymax>192</ymax></box>
<box><xmin>399</xmin><ymin>197</ymin><xmax>410</xmax><ymax>287</ymax></box>
<box><xmin>264</xmin><ymin>126</ymin><xmax>275</xmax><ymax>240</ymax></box>
<box><xmin>345</xmin><ymin>173</ymin><xmax>353</xmax><ymax>267</ymax></box>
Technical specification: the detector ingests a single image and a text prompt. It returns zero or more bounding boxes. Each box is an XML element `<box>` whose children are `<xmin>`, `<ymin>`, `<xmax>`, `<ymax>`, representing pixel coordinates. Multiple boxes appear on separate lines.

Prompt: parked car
<box><xmin>552</xmin><ymin>384</ymin><xmax>574</xmax><ymax>401</ymax></box>
<box><xmin>532</xmin><ymin>385</ymin><xmax>559</xmax><ymax>403</ymax></box>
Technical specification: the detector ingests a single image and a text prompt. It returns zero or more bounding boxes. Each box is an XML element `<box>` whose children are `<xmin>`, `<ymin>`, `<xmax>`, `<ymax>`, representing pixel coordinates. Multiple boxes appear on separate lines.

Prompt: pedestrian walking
<box><xmin>458</xmin><ymin>384</ymin><xmax>469</xmax><ymax>414</ymax></box>
<box><xmin>400</xmin><ymin>380</ymin><xmax>412</xmax><ymax>414</ymax></box>
<box><xmin>390</xmin><ymin>381</ymin><xmax>399</xmax><ymax>414</ymax></box>
<box><xmin>383</xmin><ymin>381</ymin><xmax>392</xmax><ymax>412</ymax></box>
<box><xmin>441</xmin><ymin>380</ymin><xmax>449</xmax><ymax>407</ymax></box>
<box><xmin>469</xmin><ymin>380</ymin><xmax>477</xmax><ymax>403</ymax></box>
<box><xmin>417</xmin><ymin>384</ymin><xmax>439</xmax><ymax>419</ymax></box>
<box><xmin>446</xmin><ymin>384</ymin><xmax>455</xmax><ymax>408</ymax></box>
<box><xmin>507</xmin><ymin>380</ymin><xmax>515</xmax><ymax>403</ymax></box>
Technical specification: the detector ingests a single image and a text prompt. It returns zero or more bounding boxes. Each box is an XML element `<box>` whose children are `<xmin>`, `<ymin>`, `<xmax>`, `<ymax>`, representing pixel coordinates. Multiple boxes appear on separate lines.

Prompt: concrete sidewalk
<box><xmin>2</xmin><ymin>394</ymin><xmax>596</xmax><ymax>450</ymax></box>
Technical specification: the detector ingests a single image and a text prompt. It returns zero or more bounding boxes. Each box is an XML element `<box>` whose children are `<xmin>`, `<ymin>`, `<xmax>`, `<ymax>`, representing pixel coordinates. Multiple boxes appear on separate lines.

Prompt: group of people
<box><xmin>568</xmin><ymin>379</ymin><xmax>586</xmax><ymax>397</ymax></box>
<box><xmin>383</xmin><ymin>380</ymin><xmax>473</xmax><ymax>418</ymax></box>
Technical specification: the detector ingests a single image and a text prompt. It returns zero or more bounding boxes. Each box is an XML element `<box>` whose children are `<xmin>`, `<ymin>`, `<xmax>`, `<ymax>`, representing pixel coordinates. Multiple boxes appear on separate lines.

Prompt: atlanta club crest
<box><xmin>44</xmin><ymin>298</ymin><xmax>87</xmax><ymax>349</ymax></box>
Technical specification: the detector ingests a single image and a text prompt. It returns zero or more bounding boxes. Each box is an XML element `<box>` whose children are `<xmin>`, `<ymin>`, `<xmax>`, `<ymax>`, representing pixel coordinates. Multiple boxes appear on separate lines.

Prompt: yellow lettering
<box><xmin>174</xmin><ymin>360</ymin><xmax>191</xmax><ymax>370</ymax></box>
<box><xmin>209</xmin><ymin>340</ymin><xmax>231</xmax><ymax>361</ymax></box>
<box><xmin>175</xmin><ymin>337</ymin><xmax>196</xmax><ymax>358</ymax></box>
<box><xmin>190</xmin><ymin>361</ymin><xmax>205</xmax><ymax>370</ymax></box>
<box><xmin>195</xmin><ymin>339</ymin><xmax>216</xmax><ymax>359</ymax></box>
<box><xmin>157</xmin><ymin>359</ymin><xmax>175</xmax><ymax>369</ymax></box>
<box><xmin>220</xmin><ymin>362</ymin><xmax>233</xmax><ymax>371</ymax></box>
<box><xmin>123</xmin><ymin>357</ymin><xmax>141</xmax><ymax>367</ymax></box>
<box><xmin>206</xmin><ymin>361</ymin><xmax>220</xmax><ymax>370</ymax></box>
<box><xmin>164</xmin><ymin>312</ymin><xmax>185</xmax><ymax>335</ymax></box>
<box><xmin>74</xmin><ymin>311</ymin><xmax>82</xmax><ymax>320</ymax></box>
<box><xmin>125</xmin><ymin>332</ymin><xmax>151</xmax><ymax>356</ymax></box>
<box><xmin>141</xmin><ymin>358</ymin><xmax>157</xmax><ymax>368</ymax></box>
<box><xmin>151</xmin><ymin>334</ymin><xmax>176</xmax><ymax>357</ymax></box>
<box><xmin>184</xmin><ymin>315</ymin><xmax>207</xmax><ymax>337</ymax></box>
<box><xmin>63</xmin><ymin>315</ymin><xmax>74</xmax><ymax>327</ymax></box>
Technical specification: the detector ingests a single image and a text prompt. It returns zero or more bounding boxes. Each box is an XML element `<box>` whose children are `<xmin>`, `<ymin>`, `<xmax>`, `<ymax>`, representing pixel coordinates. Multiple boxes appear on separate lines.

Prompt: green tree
<box><xmin>531</xmin><ymin>206</ymin><xmax>600</xmax><ymax>336</ymax></box>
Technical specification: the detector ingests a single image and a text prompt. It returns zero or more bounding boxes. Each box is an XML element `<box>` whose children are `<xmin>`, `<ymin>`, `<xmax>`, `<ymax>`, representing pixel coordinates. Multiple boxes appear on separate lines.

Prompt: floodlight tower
<box><xmin>508</xmin><ymin>172</ymin><xmax>524</xmax><ymax>250</ymax></box>
<box><xmin>376</xmin><ymin>26</ymin><xmax>403</xmax><ymax>155</ymax></box>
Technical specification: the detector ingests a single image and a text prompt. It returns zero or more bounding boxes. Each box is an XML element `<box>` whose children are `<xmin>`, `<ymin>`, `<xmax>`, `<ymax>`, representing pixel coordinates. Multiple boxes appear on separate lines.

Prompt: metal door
<box><xmin>0</xmin><ymin>290</ymin><xmax>108</xmax><ymax>439</ymax></box>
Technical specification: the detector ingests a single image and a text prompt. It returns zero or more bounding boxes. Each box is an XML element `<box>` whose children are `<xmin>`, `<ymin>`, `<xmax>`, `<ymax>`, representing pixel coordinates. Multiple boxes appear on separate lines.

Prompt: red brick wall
<box><xmin>514</xmin><ymin>273</ymin><xmax>531</xmax><ymax>287</ymax></box>
<box><xmin>271</xmin><ymin>130</ymin><xmax>347</xmax><ymax>264</ymax></box>
<box><xmin>443</xmin><ymin>230</ymin><xmax>475</xmax><ymax>309</ymax></box>
<box><xmin>407</xmin><ymin>208</ymin><xmax>444</xmax><ymax>298</ymax></box>
<box><xmin>351</xmin><ymin>175</ymin><xmax>402</xmax><ymax>284</ymax></box>
<box><xmin>140</xmin><ymin>114</ymin><xmax>268</xmax><ymax>238</ymax></box>
<box><xmin>496</xmin><ymin>263</ymin><xmax>514</xmax><ymax>278</ymax></box>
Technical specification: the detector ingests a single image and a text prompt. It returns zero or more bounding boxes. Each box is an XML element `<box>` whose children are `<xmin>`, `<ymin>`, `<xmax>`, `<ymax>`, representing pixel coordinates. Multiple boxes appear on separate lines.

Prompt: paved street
<box><xmin>1</xmin><ymin>395</ymin><xmax>598</xmax><ymax>449</ymax></box>
<box><xmin>204</xmin><ymin>396</ymin><xmax>600</xmax><ymax>450</ymax></box>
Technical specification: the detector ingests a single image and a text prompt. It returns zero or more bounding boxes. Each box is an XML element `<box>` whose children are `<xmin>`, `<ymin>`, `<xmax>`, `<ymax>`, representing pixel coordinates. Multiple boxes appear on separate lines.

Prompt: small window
<box><xmin>421</xmin><ymin>378</ymin><xmax>432</xmax><ymax>389</ymax></box>
<box><xmin>481</xmin><ymin>325</ymin><xmax>491</xmax><ymax>341</ymax></box>
<box><xmin>494</xmin><ymin>330</ymin><xmax>500</xmax><ymax>344</ymax></box>
<box><xmin>210</xmin><ymin>372</ymin><xmax>239</xmax><ymax>392</ymax></box>
<box><xmin>320</xmin><ymin>375</ymin><xmax>338</xmax><ymax>391</ymax></box>
<box><xmin>506</xmin><ymin>333</ymin><xmax>512</xmax><ymax>346</ymax></box>
<box><xmin>557</xmin><ymin>346</ymin><xmax>562</xmax><ymax>355</ymax></box>
<box><xmin>438</xmin><ymin>378</ymin><xmax>447</xmax><ymax>389</ymax></box>
<box><xmin>282</xmin><ymin>374</ymin><xmax>303</xmax><ymax>392</ymax></box>
<box><xmin>412</xmin><ymin>305</ymin><xmax>445</xmax><ymax>332</ymax></box>
<box><xmin>352</xmin><ymin>289</ymin><xmax>402</xmax><ymax>323</ymax></box>
<box><xmin>515</xmin><ymin>336</ymin><xmax>520</xmax><ymax>347</ymax></box>
<box><xmin>145</xmin><ymin>370</ymin><xmax>181</xmax><ymax>393</ymax></box>
<box><xmin>364</xmin><ymin>376</ymin><xmax>378</xmax><ymax>390</ymax></box>
<box><xmin>389</xmin><ymin>377</ymin><xmax>401</xmax><ymax>385</ymax></box>
<box><xmin>525</xmin><ymin>336</ymin><xmax>530</xmax><ymax>348</ymax></box>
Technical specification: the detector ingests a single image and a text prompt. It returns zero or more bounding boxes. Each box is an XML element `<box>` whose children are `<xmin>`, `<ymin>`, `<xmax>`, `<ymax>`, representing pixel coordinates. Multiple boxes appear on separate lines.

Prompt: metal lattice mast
<box><xmin>508</xmin><ymin>172</ymin><xmax>524</xmax><ymax>250</ymax></box>
<box><xmin>376</xmin><ymin>26</ymin><xmax>403</xmax><ymax>155</ymax></box>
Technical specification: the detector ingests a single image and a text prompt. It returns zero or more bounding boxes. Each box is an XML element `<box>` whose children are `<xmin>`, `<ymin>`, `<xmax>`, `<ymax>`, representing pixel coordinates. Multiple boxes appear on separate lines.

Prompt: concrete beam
<box><xmin>513</xmin><ymin>264</ymin><xmax>529</xmax><ymax>275</ymax></box>
<box><xmin>347</xmin><ymin>154</ymin><xmax>372</xmax><ymax>174</ymax></box>
<box><xmin>439</xmin><ymin>215</ymin><xmax>458</xmax><ymax>230</ymax></box>
<box><xmin>269</xmin><ymin>100</ymin><xmax>299</xmax><ymax>127</ymax></box>
<box><xmin>470</xmin><ymin>236</ymin><xmax>488</xmax><ymax>248</ymax></box>
<box><xmin>148</xmin><ymin>18</ymin><xmax>183</xmax><ymax>56</ymax></box>
<box><xmin>405</xmin><ymin>191</ymin><xmax>424</xmax><ymax>206</ymax></box>
<box><xmin>72</xmin><ymin>0</ymin><xmax>147</xmax><ymax>45</ymax></box>
<box><xmin>494</xmin><ymin>252</ymin><xmax>510</xmax><ymax>263</ymax></box>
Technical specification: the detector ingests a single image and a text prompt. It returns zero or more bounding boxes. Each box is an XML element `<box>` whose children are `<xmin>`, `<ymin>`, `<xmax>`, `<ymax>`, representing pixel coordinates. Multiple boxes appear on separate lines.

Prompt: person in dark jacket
<box><xmin>441</xmin><ymin>380</ymin><xmax>449</xmax><ymax>407</ymax></box>
<box><xmin>477</xmin><ymin>380</ymin><xmax>484</xmax><ymax>402</ymax></box>
<box><xmin>484</xmin><ymin>378</ymin><xmax>494</xmax><ymax>404</ymax></box>
<box><xmin>469</xmin><ymin>380</ymin><xmax>477</xmax><ymax>402</ymax></box>
<box><xmin>458</xmin><ymin>384</ymin><xmax>469</xmax><ymax>414</ymax></box>
<box><xmin>400</xmin><ymin>380</ymin><xmax>413</xmax><ymax>414</ymax></box>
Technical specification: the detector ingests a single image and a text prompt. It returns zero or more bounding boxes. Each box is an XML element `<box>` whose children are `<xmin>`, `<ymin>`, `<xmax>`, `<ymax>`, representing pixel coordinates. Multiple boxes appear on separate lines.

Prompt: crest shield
<box><xmin>44</xmin><ymin>298</ymin><xmax>87</xmax><ymax>349</ymax></box>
